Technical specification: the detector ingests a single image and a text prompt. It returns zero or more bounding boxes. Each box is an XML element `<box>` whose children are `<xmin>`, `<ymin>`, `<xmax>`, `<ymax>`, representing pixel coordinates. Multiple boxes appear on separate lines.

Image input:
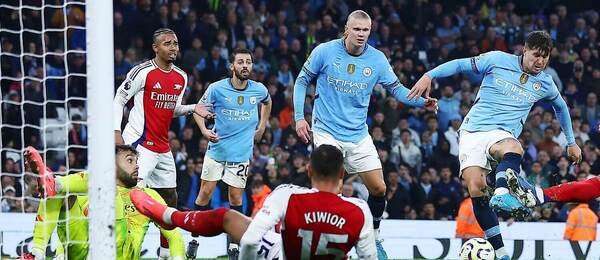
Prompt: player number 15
<box><xmin>298</xmin><ymin>229</ymin><xmax>348</xmax><ymax>259</ymax></box>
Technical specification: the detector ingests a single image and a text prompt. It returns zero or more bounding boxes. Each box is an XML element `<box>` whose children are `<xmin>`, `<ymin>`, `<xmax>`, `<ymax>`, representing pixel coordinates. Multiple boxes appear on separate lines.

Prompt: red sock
<box><xmin>171</xmin><ymin>208</ymin><xmax>229</xmax><ymax>236</ymax></box>
<box><xmin>160</xmin><ymin>234</ymin><xmax>169</xmax><ymax>248</ymax></box>
<box><xmin>543</xmin><ymin>177</ymin><xmax>600</xmax><ymax>202</ymax></box>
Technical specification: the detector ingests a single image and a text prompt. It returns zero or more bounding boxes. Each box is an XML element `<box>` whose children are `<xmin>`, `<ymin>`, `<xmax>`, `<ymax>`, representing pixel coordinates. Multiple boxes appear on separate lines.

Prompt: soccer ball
<box><xmin>459</xmin><ymin>238</ymin><xmax>495</xmax><ymax>260</ymax></box>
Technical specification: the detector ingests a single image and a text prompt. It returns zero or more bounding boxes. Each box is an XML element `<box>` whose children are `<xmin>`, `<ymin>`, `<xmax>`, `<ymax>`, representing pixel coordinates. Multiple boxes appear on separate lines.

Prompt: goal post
<box><xmin>86</xmin><ymin>0</ymin><xmax>116</xmax><ymax>259</ymax></box>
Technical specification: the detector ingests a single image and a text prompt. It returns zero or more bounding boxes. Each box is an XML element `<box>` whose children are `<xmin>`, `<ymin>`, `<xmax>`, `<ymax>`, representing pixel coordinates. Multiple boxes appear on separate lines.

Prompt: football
<box><xmin>459</xmin><ymin>238</ymin><xmax>495</xmax><ymax>260</ymax></box>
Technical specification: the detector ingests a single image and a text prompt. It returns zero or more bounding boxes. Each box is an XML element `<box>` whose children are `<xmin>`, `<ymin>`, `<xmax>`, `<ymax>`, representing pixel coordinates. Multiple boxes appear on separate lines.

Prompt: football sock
<box><xmin>170</xmin><ymin>208</ymin><xmax>229</xmax><ymax>236</ymax></box>
<box><xmin>472</xmin><ymin>197</ymin><xmax>504</xmax><ymax>250</ymax></box>
<box><xmin>368</xmin><ymin>195</ymin><xmax>386</xmax><ymax>237</ymax></box>
<box><xmin>495</xmin><ymin>152</ymin><xmax>522</xmax><ymax>191</ymax></box>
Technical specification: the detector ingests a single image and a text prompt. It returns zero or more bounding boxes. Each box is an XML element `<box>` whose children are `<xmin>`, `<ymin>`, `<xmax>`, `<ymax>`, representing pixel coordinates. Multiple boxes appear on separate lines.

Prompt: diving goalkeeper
<box><xmin>24</xmin><ymin>145</ymin><xmax>185</xmax><ymax>260</ymax></box>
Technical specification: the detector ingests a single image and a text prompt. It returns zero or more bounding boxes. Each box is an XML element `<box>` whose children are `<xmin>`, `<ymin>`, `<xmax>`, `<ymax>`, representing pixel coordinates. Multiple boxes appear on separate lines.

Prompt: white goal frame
<box><xmin>86</xmin><ymin>0</ymin><xmax>115</xmax><ymax>259</ymax></box>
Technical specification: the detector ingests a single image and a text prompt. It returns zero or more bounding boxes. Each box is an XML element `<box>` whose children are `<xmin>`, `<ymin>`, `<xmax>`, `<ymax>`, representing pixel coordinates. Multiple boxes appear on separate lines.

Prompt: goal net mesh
<box><xmin>0</xmin><ymin>0</ymin><xmax>88</xmax><ymax>258</ymax></box>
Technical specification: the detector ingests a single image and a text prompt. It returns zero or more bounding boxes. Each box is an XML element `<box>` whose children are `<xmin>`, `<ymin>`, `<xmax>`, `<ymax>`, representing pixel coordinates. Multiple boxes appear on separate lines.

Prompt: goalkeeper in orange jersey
<box><xmin>23</xmin><ymin>145</ymin><xmax>185</xmax><ymax>260</ymax></box>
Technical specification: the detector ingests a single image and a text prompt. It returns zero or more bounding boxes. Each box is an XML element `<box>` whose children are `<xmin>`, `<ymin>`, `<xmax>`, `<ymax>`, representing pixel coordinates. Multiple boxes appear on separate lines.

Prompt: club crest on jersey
<box><xmin>174</xmin><ymin>84</ymin><xmax>183</xmax><ymax>90</ymax></box>
<box><xmin>250</xmin><ymin>96</ymin><xmax>257</xmax><ymax>104</ymax></box>
<box><xmin>347</xmin><ymin>64</ymin><xmax>355</xmax><ymax>74</ymax></box>
<box><xmin>237</xmin><ymin>96</ymin><xmax>244</xmax><ymax>105</ymax></box>
<box><xmin>519</xmin><ymin>73</ymin><xmax>529</xmax><ymax>84</ymax></box>
<box><xmin>533</xmin><ymin>82</ymin><xmax>541</xmax><ymax>91</ymax></box>
<box><xmin>363</xmin><ymin>67</ymin><xmax>372</xmax><ymax>77</ymax></box>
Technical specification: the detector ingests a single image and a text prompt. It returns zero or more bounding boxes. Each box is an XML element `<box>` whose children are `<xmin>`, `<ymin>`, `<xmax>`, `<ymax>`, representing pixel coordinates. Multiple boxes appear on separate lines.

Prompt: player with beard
<box><xmin>194</xmin><ymin>48</ymin><xmax>272</xmax><ymax>256</ymax></box>
<box><xmin>23</xmin><ymin>145</ymin><xmax>185</xmax><ymax>260</ymax></box>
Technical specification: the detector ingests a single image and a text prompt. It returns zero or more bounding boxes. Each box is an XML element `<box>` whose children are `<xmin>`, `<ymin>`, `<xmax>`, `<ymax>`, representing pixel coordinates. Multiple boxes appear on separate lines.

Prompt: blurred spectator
<box><xmin>386</xmin><ymin>170</ymin><xmax>412</xmax><ymax>219</ymax></box>
<box><xmin>455</xmin><ymin>197</ymin><xmax>485</xmax><ymax>239</ymax></box>
<box><xmin>444</xmin><ymin>116</ymin><xmax>461</xmax><ymax>157</ymax></box>
<box><xmin>390</xmin><ymin>129</ymin><xmax>422</xmax><ymax>174</ymax></box>
<box><xmin>438</xmin><ymin>86</ymin><xmax>461</xmax><ymax>132</ymax></box>
<box><xmin>250</xmin><ymin>179</ymin><xmax>271</xmax><ymax>217</ymax></box>
<box><xmin>194</xmin><ymin>45</ymin><xmax>228</xmax><ymax>83</ymax></box>
<box><xmin>480</xmin><ymin>26</ymin><xmax>508</xmax><ymax>52</ymax></box>
<box><xmin>580</xmin><ymin>93</ymin><xmax>600</xmax><ymax>125</ymax></box>
<box><xmin>177</xmin><ymin>158</ymin><xmax>201</xmax><ymax>210</ymax></box>
<box><xmin>527</xmin><ymin>161</ymin><xmax>550</xmax><ymax>188</ymax></box>
<box><xmin>434</xmin><ymin>167</ymin><xmax>462</xmax><ymax>218</ymax></box>
<box><xmin>564</xmin><ymin>202</ymin><xmax>598</xmax><ymax>241</ymax></box>
<box><xmin>411</xmin><ymin>171</ymin><xmax>438</xmax><ymax>214</ymax></box>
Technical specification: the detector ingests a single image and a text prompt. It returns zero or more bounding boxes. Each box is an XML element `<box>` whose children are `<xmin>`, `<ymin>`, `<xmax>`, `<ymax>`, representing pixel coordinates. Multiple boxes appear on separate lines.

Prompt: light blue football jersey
<box><xmin>447</xmin><ymin>51</ymin><xmax>559</xmax><ymax>138</ymax></box>
<box><xmin>200</xmin><ymin>78</ymin><xmax>270</xmax><ymax>162</ymax></box>
<box><xmin>297</xmin><ymin>39</ymin><xmax>424</xmax><ymax>143</ymax></box>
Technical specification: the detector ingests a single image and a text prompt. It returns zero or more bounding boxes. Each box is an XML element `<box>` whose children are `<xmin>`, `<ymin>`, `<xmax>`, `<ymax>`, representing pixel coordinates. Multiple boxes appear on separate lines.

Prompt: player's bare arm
<box><xmin>255</xmin><ymin>99</ymin><xmax>272</xmax><ymax>142</ymax></box>
<box><xmin>194</xmin><ymin>112</ymin><xmax>219</xmax><ymax>143</ymax></box>
<box><xmin>408</xmin><ymin>74</ymin><xmax>433</xmax><ymax>100</ymax></box>
<box><xmin>295</xmin><ymin>119</ymin><xmax>312</xmax><ymax>144</ymax></box>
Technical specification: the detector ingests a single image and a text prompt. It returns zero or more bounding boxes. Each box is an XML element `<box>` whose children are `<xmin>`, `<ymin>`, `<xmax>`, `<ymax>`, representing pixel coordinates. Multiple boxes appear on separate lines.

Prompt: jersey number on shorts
<box><xmin>236</xmin><ymin>164</ymin><xmax>249</xmax><ymax>177</ymax></box>
<box><xmin>298</xmin><ymin>229</ymin><xmax>348</xmax><ymax>259</ymax></box>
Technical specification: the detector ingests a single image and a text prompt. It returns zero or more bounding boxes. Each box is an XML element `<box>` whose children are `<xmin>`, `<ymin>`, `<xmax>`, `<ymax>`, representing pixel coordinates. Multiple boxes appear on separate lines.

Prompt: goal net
<box><xmin>0</xmin><ymin>0</ymin><xmax>114</xmax><ymax>259</ymax></box>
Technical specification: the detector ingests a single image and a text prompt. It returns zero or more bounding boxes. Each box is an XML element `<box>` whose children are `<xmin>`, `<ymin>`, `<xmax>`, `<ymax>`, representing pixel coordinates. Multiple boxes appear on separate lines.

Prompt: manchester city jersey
<box><xmin>301</xmin><ymin>39</ymin><xmax>423</xmax><ymax>143</ymax></box>
<box><xmin>459</xmin><ymin>51</ymin><xmax>560</xmax><ymax>137</ymax></box>
<box><xmin>200</xmin><ymin>78</ymin><xmax>270</xmax><ymax>162</ymax></box>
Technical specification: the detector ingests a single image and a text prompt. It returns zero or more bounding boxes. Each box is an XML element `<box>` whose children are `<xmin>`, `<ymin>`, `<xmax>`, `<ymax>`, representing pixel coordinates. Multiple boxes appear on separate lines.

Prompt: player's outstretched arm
<box><xmin>172</xmin><ymin>74</ymin><xmax>214</xmax><ymax>119</ymax></box>
<box><xmin>549</xmin><ymin>94</ymin><xmax>581</xmax><ymax>163</ymax></box>
<box><xmin>408</xmin><ymin>57</ymin><xmax>472</xmax><ymax>100</ymax></box>
<box><xmin>378</xmin><ymin>60</ymin><xmax>438</xmax><ymax>112</ymax></box>
<box><xmin>409</xmin><ymin>51</ymin><xmax>507</xmax><ymax>100</ymax></box>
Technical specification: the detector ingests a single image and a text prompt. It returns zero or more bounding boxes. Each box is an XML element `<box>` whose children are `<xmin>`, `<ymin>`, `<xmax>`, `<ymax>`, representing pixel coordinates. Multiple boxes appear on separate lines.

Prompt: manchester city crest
<box><xmin>533</xmin><ymin>82</ymin><xmax>541</xmax><ymax>91</ymax></box>
<box><xmin>363</xmin><ymin>67</ymin><xmax>372</xmax><ymax>77</ymax></box>
<box><xmin>250</xmin><ymin>96</ymin><xmax>257</xmax><ymax>104</ymax></box>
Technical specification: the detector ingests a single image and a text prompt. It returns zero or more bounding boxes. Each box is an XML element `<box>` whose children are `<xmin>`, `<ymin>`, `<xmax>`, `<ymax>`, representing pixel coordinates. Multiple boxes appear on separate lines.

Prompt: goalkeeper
<box><xmin>24</xmin><ymin>145</ymin><xmax>185</xmax><ymax>260</ymax></box>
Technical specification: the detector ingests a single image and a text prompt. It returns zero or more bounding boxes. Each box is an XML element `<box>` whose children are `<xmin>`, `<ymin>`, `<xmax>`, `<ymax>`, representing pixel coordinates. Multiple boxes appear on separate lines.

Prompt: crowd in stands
<box><xmin>2</xmin><ymin>0</ymin><xmax>600</xmax><ymax>225</ymax></box>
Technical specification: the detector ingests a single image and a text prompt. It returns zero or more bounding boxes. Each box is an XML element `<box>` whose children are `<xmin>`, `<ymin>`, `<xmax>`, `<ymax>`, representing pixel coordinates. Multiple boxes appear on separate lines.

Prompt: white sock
<box><xmin>494</xmin><ymin>187</ymin><xmax>509</xmax><ymax>195</ymax></box>
<box><xmin>158</xmin><ymin>247</ymin><xmax>170</xmax><ymax>259</ymax></box>
<box><xmin>163</xmin><ymin>207</ymin><xmax>176</xmax><ymax>225</ymax></box>
<box><xmin>31</xmin><ymin>248</ymin><xmax>45</xmax><ymax>260</ymax></box>
<box><xmin>374</xmin><ymin>228</ymin><xmax>380</xmax><ymax>240</ymax></box>
<box><xmin>535</xmin><ymin>186</ymin><xmax>545</xmax><ymax>204</ymax></box>
<box><xmin>495</xmin><ymin>246</ymin><xmax>508</xmax><ymax>257</ymax></box>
